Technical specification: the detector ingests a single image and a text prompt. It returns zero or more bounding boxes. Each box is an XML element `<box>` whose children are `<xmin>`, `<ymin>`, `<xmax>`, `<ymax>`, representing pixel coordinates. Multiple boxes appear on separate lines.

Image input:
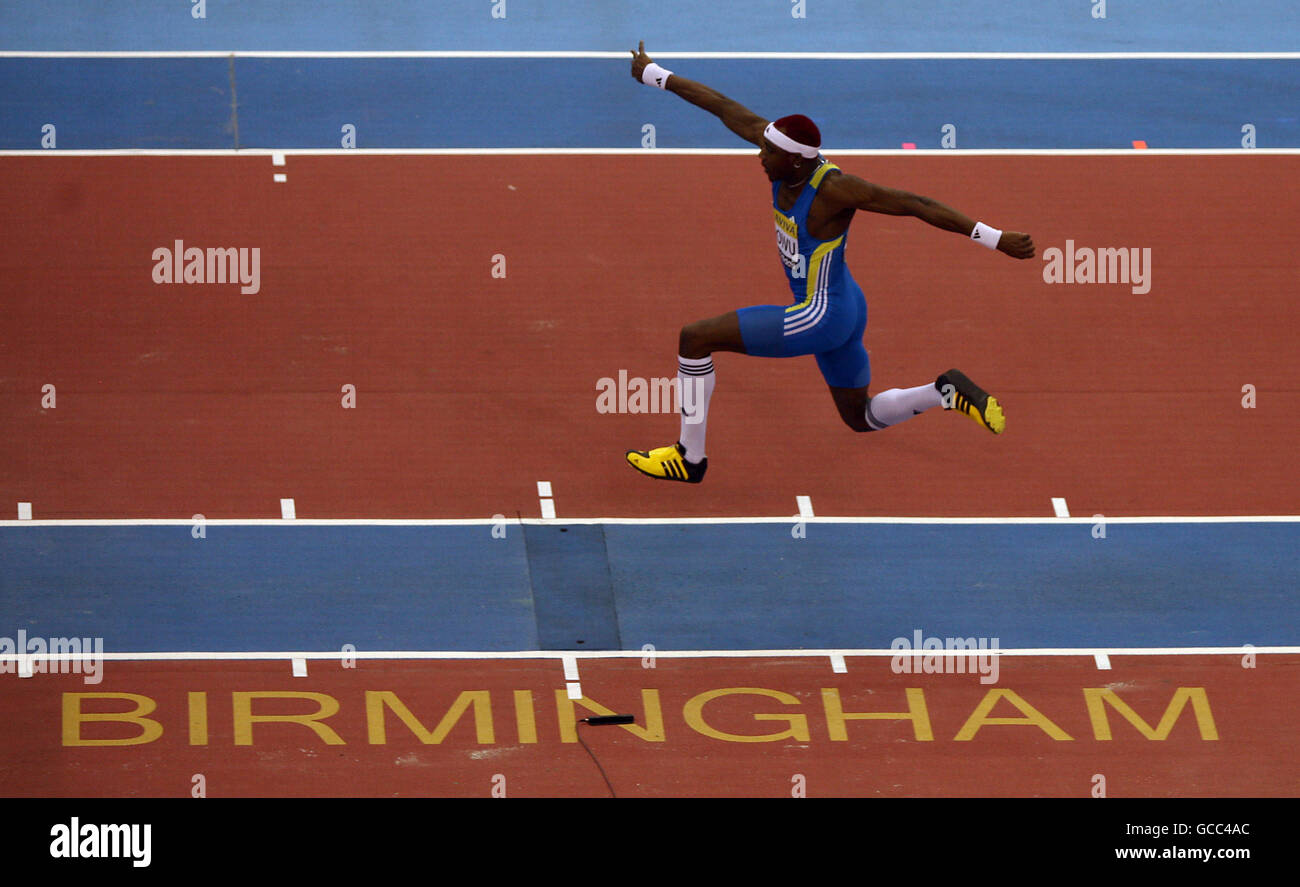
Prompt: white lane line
<box><xmin>292</xmin><ymin>657</ymin><xmax>307</xmax><ymax>677</ymax></box>
<box><xmin>280</xmin><ymin>498</ymin><xmax>296</xmax><ymax>520</ymax></box>
<box><xmin>830</xmin><ymin>653</ymin><xmax>847</xmax><ymax>673</ymax></box>
<box><xmin>1052</xmin><ymin>497</ymin><xmax>1070</xmax><ymax>518</ymax></box>
<box><xmin>17</xmin><ymin>502</ymin><xmax>32</xmax><ymax>520</ymax></box>
<box><xmin>5</xmin><ymin>645</ymin><xmax>1296</xmax><ymax>664</ymax></box>
<box><xmin>1094</xmin><ymin>653</ymin><xmax>1112</xmax><ymax>670</ymax></box>
<box><xmin>797</xmin><ymin>496</ymin><xmax>814</xmax><ymax>518</ymax></box>
<box><xmin>565</xmin><ymin>681</ymin><xmax>583</xmax><ymax>700</ymax></box>
<box><xmin>273</xmin><ymin>173</ymin><xmax>287</xmax><ymax>183</ymax></box>
<box><xmin>6</xmin><ymin>51</ymin><xmax>1299</xmax><ymax>60</ymax></box>
<box><xmin>9</xmin><ymin>514</ymin><xmax>1294</xmax><ymax>528</ymax></box>
<box><xmin>9</xmin><ymin>148</ymin><xmax>1300</xmax><ymax>158</ymax></box>
<box><xmin>538</xmin><ymin>481</ymin><xmax>555</xmax><ymax>520</ymax></box>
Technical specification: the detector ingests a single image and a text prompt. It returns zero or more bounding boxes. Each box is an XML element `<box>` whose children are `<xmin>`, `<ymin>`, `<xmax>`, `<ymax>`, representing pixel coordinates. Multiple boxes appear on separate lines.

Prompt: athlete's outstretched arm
<box><xmin>630</xmin><ymin>41</ymin><xmax>765</xmax><ymax>145</ymax></box>
<box><xmin>824</xmin><ymin>174</ymin><xmax>1036</xmax><ymax>259</ymax></box>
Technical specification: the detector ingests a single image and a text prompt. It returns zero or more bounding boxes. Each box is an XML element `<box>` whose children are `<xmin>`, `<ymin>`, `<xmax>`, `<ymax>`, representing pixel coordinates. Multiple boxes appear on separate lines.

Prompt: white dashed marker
<box><xmin>538</xmin><ymin>481</ymin><xmax>556</xmax><ymax>520</ymax></box>
<box><xmin>292</xmin><ymin>657</ymin><xmax>307</xmax><ymax>677</ymax></box>
<box><xmin>17</xmin><ymin>502</ymin><xmax>32</xmax><ymax>520</ymax></box>
<box><xmin>563</xmin><ymin>655</ymin><xmax>582</xmax><ymax>699</ymax></box>
<box><xmin>1094</xmin><ymin>653</ymin><xmax>1112</xmax><ymax>670</ymax></box>
<box><xmin>272</xmin><ymin>153</ymin><xmax>286</xmax><ymax>183</ymax></box>
<box><xmin>1052</xmin><ymin>497</ymin><xmax>1070</xmax><ymax>518</ymax></box>
<box><xmin>280</xmin><ymin>498</ymin><xmax>296</xmax><ymax>520</ymax></box>
<box><xmin>797</xmin><ymin>495</ymin><xmax>814</xmax><ymax>518</ymax></box>
<box><xmin>830</xmin><ymin>653</ymin><xmax>847</xmax><ymax>674</ymax></box>
<box><xmin>18</xmin><ymin>656</ymin><xmax>33</xmax><ymax>678</ymax></box>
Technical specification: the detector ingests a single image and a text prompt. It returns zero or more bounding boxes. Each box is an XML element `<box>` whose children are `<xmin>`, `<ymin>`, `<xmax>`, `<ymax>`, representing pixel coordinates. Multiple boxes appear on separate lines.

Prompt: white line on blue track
<box><xmin>4</xmin><ymin>148</ymin><xmax>1300</xmax><ymax>157</ymax></box>
<box><xmin>3</xmin><ymin>515</ymin><xmax>1296</xmax><ymax>527</ymax></box>
<box><xmin>2</xmin><ymin>647</ymin><xmax>1297</xmax><ymax>663</ymax></box>
<box><xmin>4</xmin><ymin>51</ymin><xmax>1300</xmax><ymax>60</ymax></box>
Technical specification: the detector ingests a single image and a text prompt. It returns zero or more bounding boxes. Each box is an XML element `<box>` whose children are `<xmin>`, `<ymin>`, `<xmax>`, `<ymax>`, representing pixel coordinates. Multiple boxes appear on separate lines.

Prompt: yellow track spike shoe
<box><xmin>625</xmin><ymin>442</ymin><xmax>708</xmax><ymax>483</ymax></box>
<box><xmin>936</xmin><ymin>369</ymin><xmax>1006</xmax><ymax>434</ymax></box>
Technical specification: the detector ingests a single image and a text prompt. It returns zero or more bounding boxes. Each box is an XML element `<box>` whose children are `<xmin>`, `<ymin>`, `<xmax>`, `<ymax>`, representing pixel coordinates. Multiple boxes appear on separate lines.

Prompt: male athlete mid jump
<box><xmin>625</xmin><ymin>42</ymin><xmax>1036</xmax><ymax>484</ymax></box>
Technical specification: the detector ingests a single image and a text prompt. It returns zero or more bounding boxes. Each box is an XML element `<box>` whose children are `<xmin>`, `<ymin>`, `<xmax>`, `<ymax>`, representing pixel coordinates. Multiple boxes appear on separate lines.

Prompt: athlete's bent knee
<box><xmin>679</xmin><ymin>323</ymin><xmax>709</xmax><ymax>358</ymax></box>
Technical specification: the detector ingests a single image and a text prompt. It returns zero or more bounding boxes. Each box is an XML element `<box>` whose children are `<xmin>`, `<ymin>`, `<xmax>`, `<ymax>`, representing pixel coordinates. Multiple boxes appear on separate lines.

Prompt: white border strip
<box><xmin>3</xmin><ymin>51</ymin><xmax>1299</xmax><ymax>60</ymax></box>
<box><xmin>3</xmin><ymin>646</ymin><xmax>1294</xmax><ymax>663</ymax></box>
<box><xmin>2</xmin><ymin>515</ymin><xmax>1296</xmax><ymax>528</ymax></box>
<box><xmin>3</xmin><ymin>147</ymin><xmax>1299</xmax><ymax>157</ymax></box>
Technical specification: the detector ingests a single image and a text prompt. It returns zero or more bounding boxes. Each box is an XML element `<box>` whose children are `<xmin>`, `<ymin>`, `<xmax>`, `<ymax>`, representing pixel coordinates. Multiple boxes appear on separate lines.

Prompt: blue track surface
<box><xmin>1</xmin><ymin>523</ymin><xmax>1295</xmax><ymax>652</ymax></box>
<box><xmin>2</xmin><ymin>1</ymin><xmax>1297</xmax><ymax>52</ymax></box>
<box><xmin>2</xmin><ymin>57</ymin><xmax>1297</xmax><ymax>149</ymax></box>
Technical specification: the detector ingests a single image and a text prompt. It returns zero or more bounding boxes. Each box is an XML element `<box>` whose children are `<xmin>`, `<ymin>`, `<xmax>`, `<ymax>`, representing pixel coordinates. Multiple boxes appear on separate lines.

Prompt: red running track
<box><xmin>1</xmin><ymin>154</ymin><xmax>1297</xmax><ymax>519</ymax></box>
<box><xmin>1</xmin><ymin>654</ymin><xmax>1295</xmax><ymax>797</ymax></box>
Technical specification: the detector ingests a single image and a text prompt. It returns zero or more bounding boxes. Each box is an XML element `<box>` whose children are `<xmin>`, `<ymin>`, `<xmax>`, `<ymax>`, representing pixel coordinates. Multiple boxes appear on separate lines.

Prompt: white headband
<box><xmin>763</xmin><ymin>121</ymin><xmax>819</xmax><ymax>158</ymax></box>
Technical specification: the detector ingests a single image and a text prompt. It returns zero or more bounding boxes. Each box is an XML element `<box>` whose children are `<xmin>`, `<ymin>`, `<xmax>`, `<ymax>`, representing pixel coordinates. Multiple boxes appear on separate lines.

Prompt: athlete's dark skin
<box><xmin>630</xmin><ymin>42</ymin><xmax>1035</xmax><ymax>432</ymax></box>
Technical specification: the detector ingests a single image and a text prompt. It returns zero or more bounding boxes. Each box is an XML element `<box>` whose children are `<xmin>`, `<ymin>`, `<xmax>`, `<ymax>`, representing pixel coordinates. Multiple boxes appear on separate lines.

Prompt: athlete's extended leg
<box><xmin>828</xmin><ymin>383</ymin><xmax>945</xmax><ymax>432</ymax></box>
<box><xmin>828</xmin><ymin>375</ymin><xmax>1004</xmax><ymax>434</ymax></box>
<box><xmin>625</xmin><ymin>311</ymin><xmax>745</xmax><ymax>483</ymax></box>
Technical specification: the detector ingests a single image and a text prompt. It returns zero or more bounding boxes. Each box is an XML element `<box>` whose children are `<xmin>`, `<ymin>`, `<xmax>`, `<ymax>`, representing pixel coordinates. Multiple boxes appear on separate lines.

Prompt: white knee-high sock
<box><xmin>865</xmin><ymin>382</ymin><xmax>943</xmax><ymax>430</ymax></box>
<box><xmin>678</xmin><ymin>355</ymin><xmax>715</xmax><ymax>462</ymax></box>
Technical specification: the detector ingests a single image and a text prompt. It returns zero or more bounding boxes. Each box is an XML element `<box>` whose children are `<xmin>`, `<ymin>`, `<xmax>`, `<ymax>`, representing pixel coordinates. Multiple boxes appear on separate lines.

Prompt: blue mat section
<box><xmin>1</xmin><ymin>1</ymin><xmax>1296</xmax><ymax>52</ymax></box>
<box><xmin>605</xmin><ymin>523</ymin><xmax>1299</xmax><ymax>649</ymax></box>
<box><xmin>0</xmin><ymin>522</ymin><xmax>1295</xmax><ymax>652</ymax></box>
<box><xmin>522</xmin><ymin>524</ymin><xmax>621</xmax><ymax>650</ymax></box>
<box><xmin>2</xmin><ymin>57</ymin><xmax>1298</xmax><ymax>149</ymax></box>
<box><xmin>0</xmin><ymin>526</ymin><xmax>538</xmax><ymax>652</ymax></box>
<box><xmin>0</xmin><ymin>58</ymin><xmax>234</xmax><ymax>150</ymax></box>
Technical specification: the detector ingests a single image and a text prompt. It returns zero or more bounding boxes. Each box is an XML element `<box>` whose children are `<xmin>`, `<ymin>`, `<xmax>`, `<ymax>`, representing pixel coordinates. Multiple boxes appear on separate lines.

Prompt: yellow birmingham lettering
<box><xmin>954</xmin><ymin>689</ymin><xmax>1073</xmax><ymax>741</ymax></box>
<box><xmin>821</xmin><ymin>687</ymin><xmax>933</xmax><ymax>741</ymax></box>
<box><xmin>555</xmin><ymin>689</ymin><xmax>664</xmax><ymax>743</ymax></box>
<box><xmin>683</xmin><ymin>687</ymin><xmax>809</xmax><ymax>743</ymax></box>
<box><xmin>514</xmin><ymin>690</ymin><xmax>537</xmax><ymax>744</ymax></box>
<box><xmin>62</xmin><ymin>693</ymin><xmax>164</xmax><ymax>747</ymax></box>
<box><xmin>1084</xmin><ymin>687</ymin><xmax>1218</xmax><ymax>740</ymax></box>
<box><xmin>232</xmin><ymin>691</ymin><xmax>344</xmax><ymax>746</ymax></box>
<box><xmin>188</xmin><ymin>691</ymin><xmax>208</xmax><ymax>746</ymax></box>
<box><xmin>365</xmin><ymin>690</ymin><xmax>494</xmax><ymax>745</ymax></box>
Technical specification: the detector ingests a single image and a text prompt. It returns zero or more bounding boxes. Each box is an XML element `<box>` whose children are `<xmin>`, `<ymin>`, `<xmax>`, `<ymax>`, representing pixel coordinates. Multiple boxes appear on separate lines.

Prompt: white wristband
<box><xmin>971</xmin><ymin>221</ymin><xmax>1002</xmax><ymax>249</ymax></box>
<box><xmin>641</xmin><ymin>62</ymin><xmax>673</xmax><ymax>89</ymax></box>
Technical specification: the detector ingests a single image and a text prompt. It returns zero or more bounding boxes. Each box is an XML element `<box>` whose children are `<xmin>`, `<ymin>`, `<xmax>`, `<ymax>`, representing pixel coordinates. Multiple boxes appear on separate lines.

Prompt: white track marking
<box><xmin>830</xmin><ymin>654</ymin><xmax>847</xmax><ymax>673</ymax></box>
<box><xmin>4</xmin><ymin>51</ymin><xmax>1299</xmax><ymax>60</ymax></box>
<box><xmin>17</xmin><ymin>502</ymin><xmax>32</xmax><ymax>520</ymax></box>
<box><xmin>797</xmin><ymin>496</ymin><xmax>814</xmax><ymax>518</ymax></box>
<box><xmin>292</xmin><ymin>657</ymin><xmax>307</xmax><ymax>677</ymax></box>
<box><xmin>3</xmin><ymin>515</ymin><xmax>1295</xmax><ymax>528</ymax></box>
<box><xmin>4</xmin><ymin>646</ymin><xmax>1294</xmax><ymax>664</ymax></box>
<box><xmin>4</xmin><ymin>148</ymin><xmax>1300</xmax><ymax>157</ymax></box>
<box><xmin>280</xmin><ymin>498</ymin><xmax>296</xmax><ymax>520</ymax></box>
<box><xmin>1052</xmin><ymin>497</ymin><xmax>1070</xmax><ymax>518</ymax></box>
<box><xmin>1095</xmin><ymin>653</ymin><xmax>1112</xmax><ymax>669</ymax></box>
